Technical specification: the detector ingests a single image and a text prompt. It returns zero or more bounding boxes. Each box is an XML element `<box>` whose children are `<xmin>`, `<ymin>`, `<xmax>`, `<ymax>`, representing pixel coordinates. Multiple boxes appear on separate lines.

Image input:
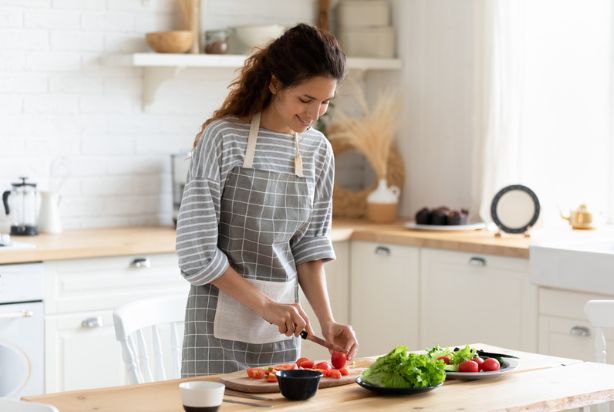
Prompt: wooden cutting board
<box><xmin>218</xmin><ymin>367</ymin><xmax>367</xmax><ymax>393</ymax></box>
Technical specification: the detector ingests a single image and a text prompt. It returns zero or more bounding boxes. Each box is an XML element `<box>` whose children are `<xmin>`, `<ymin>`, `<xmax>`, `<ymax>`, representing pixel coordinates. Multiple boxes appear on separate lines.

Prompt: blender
<box><xmin>2</xmin><ymin>177</ymin><xmax>39</xmax><ymax>236</ymax></box>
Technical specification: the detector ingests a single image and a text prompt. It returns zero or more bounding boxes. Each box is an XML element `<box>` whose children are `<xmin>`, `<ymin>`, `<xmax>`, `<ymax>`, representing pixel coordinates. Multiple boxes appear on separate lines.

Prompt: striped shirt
<box><xmin>175</xmin><ymin>117</ymin><xmax>336</xmax><ymax>285</ymax></box>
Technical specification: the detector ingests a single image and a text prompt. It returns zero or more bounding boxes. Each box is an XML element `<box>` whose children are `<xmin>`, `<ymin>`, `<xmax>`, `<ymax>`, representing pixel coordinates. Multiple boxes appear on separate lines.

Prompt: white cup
<box><xmin>179</xmin><ymin>381</ymin><xmax>225</xmax><ymax>412</ymax></box>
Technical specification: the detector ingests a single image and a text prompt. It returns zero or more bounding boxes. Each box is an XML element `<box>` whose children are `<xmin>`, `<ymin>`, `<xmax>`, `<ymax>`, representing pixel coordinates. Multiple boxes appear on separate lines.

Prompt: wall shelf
<box><xmin>101</xmin><ymin>53</ymin><xmax>402</xmax><ymax>108</ymax></box>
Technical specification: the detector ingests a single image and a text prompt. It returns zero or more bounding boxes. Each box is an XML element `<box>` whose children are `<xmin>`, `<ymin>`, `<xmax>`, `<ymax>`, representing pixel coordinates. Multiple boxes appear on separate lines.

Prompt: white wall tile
<box><xmin>52</xmin><ymin>0</ymin><xmax>105</xmax><ymax>11</ymax></box>
<box><xmin>81</xmin><ymin>12</ymin><xmax>133</xmax><ymax>32</ymax></box>
<box><xmin>26</xmin><ymin>51</ymin><xmax>81</xmax><ymax>71</ymax></box>
<box><xmin>0</xmin><ymin>74</ymin><xmax>47</xmax><ymax>92</ymax></box>
<box><xmin>23</xmin><ymin>94</ymin><xmax>78</xmax><ymax>114</ymax></box>
<box><xmin>50</xmin><ymin>30</ymin><xmax>104</xmax><ymax>51</ymax></box>
<box><xmin>0</xmin><ymin>7</ymin><xmax>23</xmax><ymax>27</ymax></box>
<box><xmin>0</xmin><ymin>51</ymin><xmax>25</xmax><ymax>70</ymax></box>
<box><xmin>24</xmin><ymin>9</ymin><xmax>80</xmax><ymax>29</ymax></box>
<box><xmin>0</xmin><ymin>29</ymin><xmax>48</xmax><ymax>50</ymax></box>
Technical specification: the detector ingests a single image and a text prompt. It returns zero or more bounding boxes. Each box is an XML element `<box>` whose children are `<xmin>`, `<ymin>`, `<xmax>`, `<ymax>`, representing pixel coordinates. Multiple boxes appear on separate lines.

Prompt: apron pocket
<box><xmin>213</xmin><ymin>278</ymin><xmax>296</xmax><ymax>344</ymax></box>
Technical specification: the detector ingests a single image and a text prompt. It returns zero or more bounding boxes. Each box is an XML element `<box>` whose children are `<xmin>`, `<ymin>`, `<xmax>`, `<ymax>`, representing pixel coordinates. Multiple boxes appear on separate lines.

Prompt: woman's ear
<box><xmin>269</xmin><ymin>76</ymin><xmax>280</xmax><ymax>95</ymax></box>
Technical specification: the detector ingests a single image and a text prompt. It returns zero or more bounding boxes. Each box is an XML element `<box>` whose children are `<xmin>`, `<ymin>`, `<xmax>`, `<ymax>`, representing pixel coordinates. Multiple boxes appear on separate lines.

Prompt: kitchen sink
<box><xmin>530</xmin><ymin>229</ymin><xmax>614</xmax><ymax>294</ymax></box>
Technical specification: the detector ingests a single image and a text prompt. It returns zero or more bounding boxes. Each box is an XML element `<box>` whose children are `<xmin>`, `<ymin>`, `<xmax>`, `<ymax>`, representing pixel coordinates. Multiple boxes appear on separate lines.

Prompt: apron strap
<box><xmin>243</xmin><ymin>113</ymin><xmax>260</xmax><ymax>169</ymax></box>
<box><xmin>243</xmin><ymin>112</ymin><xmax>304</xmax><ymax>177</ymax></box>
<box><xmin>293</xmin><ymin>132</ymin><xmax>304</xmax><ymax>178</ymax></box>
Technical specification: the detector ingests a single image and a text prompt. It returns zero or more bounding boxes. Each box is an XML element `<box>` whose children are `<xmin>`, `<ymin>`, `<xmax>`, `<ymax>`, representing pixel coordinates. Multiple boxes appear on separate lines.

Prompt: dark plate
<box><xmin>355</xmin><ymin>377</ymin><xmax>442</xmax><ymax>395</ymax></box>
<box><xmin>445</xmin><ymin>357</ymin><xmax>519</xmax><ymax>381</ymax></box>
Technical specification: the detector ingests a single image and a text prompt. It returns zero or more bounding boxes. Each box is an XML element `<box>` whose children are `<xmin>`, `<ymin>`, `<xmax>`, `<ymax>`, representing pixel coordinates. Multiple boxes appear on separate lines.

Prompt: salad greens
<box><xmin>426</xmin><ymin>345</ymin><xmax>478</xmax><ymax>372</ymax></box>
<box><xmin>361</xmin><ymin>346</ymin><xmax>446</xmax><ymax>388</ymax></box>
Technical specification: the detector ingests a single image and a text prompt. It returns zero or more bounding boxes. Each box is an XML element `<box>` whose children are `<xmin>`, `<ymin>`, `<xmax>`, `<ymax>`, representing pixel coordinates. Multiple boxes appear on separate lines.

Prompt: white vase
<box><xmin>38</xmin><ymin>191</ymin><xmax>62</xmax><ymax>234</ymax></box>
<box><xmin>366</xmin><ymin>179</ymin><xmax>400</xmax><ymax>223</ymax></box>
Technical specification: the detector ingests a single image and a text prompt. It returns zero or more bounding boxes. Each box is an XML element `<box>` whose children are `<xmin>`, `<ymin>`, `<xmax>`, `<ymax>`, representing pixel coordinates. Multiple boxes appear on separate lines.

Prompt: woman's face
<box><xmin>269</xmin><ymin>76</ymin><xmax>337</xmax><ymax>134</ymax></box>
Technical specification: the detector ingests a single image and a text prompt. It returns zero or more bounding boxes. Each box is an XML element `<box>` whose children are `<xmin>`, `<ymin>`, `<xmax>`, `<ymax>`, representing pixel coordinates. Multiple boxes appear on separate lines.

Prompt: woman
<box><xmin>176</xmin><ymin>23</ymin><xmax>358</xmax><ymax>376</ymax></box>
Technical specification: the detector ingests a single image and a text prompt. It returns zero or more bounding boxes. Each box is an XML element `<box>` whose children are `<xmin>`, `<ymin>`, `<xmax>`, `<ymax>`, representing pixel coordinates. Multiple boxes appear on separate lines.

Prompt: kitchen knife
<box><xmin>299</xmin><ymin>330</ymin><xmax>346</xmax><ymax>353</ymax></box>
<box><xmin>476</xmin><ymin>349</ymin><xmax>520</xmax><ymax>359</ymax></box>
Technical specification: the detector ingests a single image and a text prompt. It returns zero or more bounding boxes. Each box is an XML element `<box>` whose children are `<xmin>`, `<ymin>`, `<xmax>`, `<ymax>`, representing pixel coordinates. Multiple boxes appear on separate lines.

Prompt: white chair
<box><xmin>113</xmin><ymin>294</ymin><xmax>187</xmax><ymax>384</ymax></box>
<box><xmin>584</xmin><ymin>300</ymin><xmax>614</xmax><ymax>412</ymax></box>
<box><xmin>0</xmin><ymin>399</ymin><xmax>59</xmax><ymax>412</ymax></box>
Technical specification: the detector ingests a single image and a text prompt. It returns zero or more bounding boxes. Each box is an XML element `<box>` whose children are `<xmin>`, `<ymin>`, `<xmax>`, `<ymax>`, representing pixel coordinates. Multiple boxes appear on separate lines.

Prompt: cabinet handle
<box><xmin>0</xmin><ymin>310</ymin><xmax>33</xmax><ymax>319</ymax></box>
<box><xmin>569</xmin><ymin>325</ymin><xmax>591</xmax><ymax>337</ymax></box>
<box><xmin>81</xmin><ymin>317</ymin><xmax>103</xmax><ymax>329</ymax></box>
<box><xmin>130</xmin><ymin>257</ymin><xmax>151</xmax><ymax>269</ymax></box>
<box><xmin>468</xmin><ymin>257</ymin><xmax>486</xmax><ymax>267</ymax></box>
<box><xmin>374</xmin><ymin>246</ymin><xmax>391</xmax><ymax>256</ymax></box>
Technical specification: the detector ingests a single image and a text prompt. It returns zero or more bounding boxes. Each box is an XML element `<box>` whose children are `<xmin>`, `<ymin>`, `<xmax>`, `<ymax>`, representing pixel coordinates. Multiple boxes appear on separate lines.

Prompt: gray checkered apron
<box><xmin>182</xmin><ymin>113</ymin><xmax>313</xmax><ymax>376</ymax></box>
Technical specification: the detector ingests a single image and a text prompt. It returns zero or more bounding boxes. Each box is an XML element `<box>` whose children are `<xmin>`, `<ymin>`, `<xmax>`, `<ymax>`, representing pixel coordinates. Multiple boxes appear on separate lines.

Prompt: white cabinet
<box><xmin>299</xmin><ymin>241</ymin><xmax>350</xmax><ymax>361</ymax></box>
<box><xmin>538</xmin><ymin>287</ymin><xmax>614</xmax><ymax>361</ymax></box>
<box><xmin>420</xmin><ymin>249</ymin><xmax>537</xmax><ymax>352</ymax></box>
<box><xmin>44</xmin><ymin>254</ymin><xmax>188</xmax><ymax>392</ymax></box>
<box><xmin>350</xmin><ymin>241</ymin><xmax>420</xmax><ymax>357</ymax></box>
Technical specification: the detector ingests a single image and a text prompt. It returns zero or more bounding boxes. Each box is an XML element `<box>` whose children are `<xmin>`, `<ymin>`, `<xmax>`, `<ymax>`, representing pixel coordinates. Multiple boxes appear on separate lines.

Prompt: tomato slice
<box><xmin>266</xmin><ymin>373</ymin><xmax>277</xmax><ymax>382</ymax></box>
<box><xmin>327</xmin><ymin>369</ymin><xmax>342</xmax><ymax>379</ymax></box>
<box><xmin>247</xmin><ymin>368</ymin><xmax>266</xmax><ymax>379</ymax></box>
<box><xmin>296</xmin><ymin>358</ymin><xmax>315</xmax><ymax>369</ymax></box>
<box><xmin>339</xmin><ymin>366</ymin><xmax>350</xmax><ymax>376</ymax></box>
<box><xmin>314</xmin><ymin>361</ymin><xmax>332</xmax><ymax>371</ymax></box>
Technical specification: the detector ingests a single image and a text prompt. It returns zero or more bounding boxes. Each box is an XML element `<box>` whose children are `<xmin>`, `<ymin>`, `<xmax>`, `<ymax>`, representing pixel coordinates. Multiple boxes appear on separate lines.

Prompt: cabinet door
<box><xmin>420</xmin><ymin>249</ymin><xmax>537</xmax><ymax>351</ymax></box>
<box><xmin>45</xmin><ymin>311</ymin><xmax>127</xmax><ymax>392</ymax></box>
<box><xmin>350</xmin><ymin>241</ymin><xmax>419</xmax><ymax>357</ymax></box>
<box><xmin>538</xmin><ymin>287</ymin><xmax>614</xmax><ymax>361</ymax></box>
<box><xmin>299</xmin><ymin>241</ymin><xmax>350</xmax><ymax>361</ymax></box>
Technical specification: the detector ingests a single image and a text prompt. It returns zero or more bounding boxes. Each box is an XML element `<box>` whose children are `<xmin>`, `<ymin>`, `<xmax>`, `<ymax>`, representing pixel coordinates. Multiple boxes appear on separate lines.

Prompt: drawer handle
<box><xmin>468</xmin><ymin>257</ymin><xmax>486</xmax><ymax>267</ymax></box>
<box><xmin>81</xmin><ymin>317</ymin><xmax>103</xmax><ymax>329</ymax></box>
<box><xmin>0</xmin><ymin>310</ymin><xmax>33</xmax><ymax>319</ymax></box>
<box><xmin>130</xmin><ymin>257</ymin><xmax>151</xmax><ymax>269</ymax></box>
<box><xmin>374</xmin><ymin>246</ymin><xmax>391</xmax><ymax>256</ymax></box>
<box><xmin>570</xmin><ymin>326</ymin><xmax>591</xmax><ymax>337</ymax></box>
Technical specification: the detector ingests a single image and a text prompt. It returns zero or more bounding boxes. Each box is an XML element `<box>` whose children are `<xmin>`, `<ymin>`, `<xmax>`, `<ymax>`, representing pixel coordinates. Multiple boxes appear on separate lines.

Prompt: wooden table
<box><xmin>24</xmin><ymin>345</ymin><xmax>614</xmax><ymax>412</ymax></box>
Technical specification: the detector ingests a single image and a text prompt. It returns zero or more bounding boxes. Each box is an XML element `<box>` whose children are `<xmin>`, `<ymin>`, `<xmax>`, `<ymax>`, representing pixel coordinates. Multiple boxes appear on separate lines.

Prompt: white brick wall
<box><xmin>0</xmin><ymin>0</ymin><xmax>320</xmax><ymax>231</ymax></box>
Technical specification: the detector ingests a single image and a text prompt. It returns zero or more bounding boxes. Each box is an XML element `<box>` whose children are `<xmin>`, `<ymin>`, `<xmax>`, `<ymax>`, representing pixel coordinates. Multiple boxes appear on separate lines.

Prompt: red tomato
<box><xmin>459</xmin><ymin>360</ymin><xmax>479</xmax><ymax>373</ymax></box>
<box><xmin>266</xmin><ymin>373</ymin><xmax>277</xmax><ymax>382</ymax></box>
<box><xmin>273</xmin><ymin>364</ymin><xmax>294</xmax><ymax>371</ymax></box>
<box><xmin>314</xmin><ymin>361</ymin><xmax>332</xmax><ymax>371</ymax></box>
<box><xmin>296</xmin><ymin>357</ymin><xmax>314</xmax><ymax>369</ymax></box>
<box><xmin>247</xmin><ymin>368</ymin><xmax>266</xmax><ymax>379</ymax></box>
<box><xmin>472</xmin><ymin>356</ymin><xmax>484</xmax><ymax>371</ymax></box>
<box><xmin>482</xmin><ymin>357</ymin><xmax>500</xmax><ymax>372</ymax></box>
<box><xmin>327</xmin><ymin>369</ymin><xmax>342</xmax><ymax>379</ymax></box>
<box><xmin>331</xmin><ymin>351</ymin><xmax>347</xmax><ymax>369</ymax></box>
<box><xmin>437</xmin><ymin>355</ymin><xmax>450</xmax><ymax>365</ymax></box>
<box><xmin>339</xmin><ymin>366</ymin><xmax>350</xmax><ymax>376</ymax></box>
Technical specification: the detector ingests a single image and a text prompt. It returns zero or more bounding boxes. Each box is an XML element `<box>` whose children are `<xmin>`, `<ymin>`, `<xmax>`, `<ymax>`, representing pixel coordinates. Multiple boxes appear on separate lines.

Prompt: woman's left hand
<box><xmin>321</xmin><ymin>321</ymin><xmax>358</xmax><ymax>361</ymax></box>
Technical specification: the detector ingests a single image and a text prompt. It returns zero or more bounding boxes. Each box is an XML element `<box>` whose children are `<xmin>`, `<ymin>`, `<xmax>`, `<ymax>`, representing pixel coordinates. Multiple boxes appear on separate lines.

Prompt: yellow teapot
<box><xmin>560</xmin><ymin>204</ymin><xmax>594</xmax><ymax>230</ymax></box>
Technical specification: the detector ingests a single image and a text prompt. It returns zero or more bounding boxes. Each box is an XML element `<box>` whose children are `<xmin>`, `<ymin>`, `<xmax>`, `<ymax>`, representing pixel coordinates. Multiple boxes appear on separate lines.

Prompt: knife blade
<box><xmin>475</xmin><ymin>349</ymin><xmax>520</xmax><ymax>359</ymax></box>
<box><xmin>300</xmin><ymin>330</ymin><xmax>346</xmax><ymax>353</ymax></box>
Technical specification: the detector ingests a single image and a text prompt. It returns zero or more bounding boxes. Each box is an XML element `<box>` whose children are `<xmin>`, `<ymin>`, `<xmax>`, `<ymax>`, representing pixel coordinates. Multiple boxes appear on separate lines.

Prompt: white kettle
<box><xmin>38</xmin><ymin>191</ymin><xmax>62</xmax><ymax>234</ymax></box>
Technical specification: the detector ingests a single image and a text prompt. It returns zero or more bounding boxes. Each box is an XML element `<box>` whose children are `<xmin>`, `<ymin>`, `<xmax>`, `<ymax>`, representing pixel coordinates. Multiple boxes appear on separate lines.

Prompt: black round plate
<box><xmin>490</xmin><ymin>184</ymin><xmax>540</xmax><ymax>233</ymax></box>
<box><xmin>355</xmin><ymin>377</ymin><xmax>442</xmax><ymax>395</ymax></box>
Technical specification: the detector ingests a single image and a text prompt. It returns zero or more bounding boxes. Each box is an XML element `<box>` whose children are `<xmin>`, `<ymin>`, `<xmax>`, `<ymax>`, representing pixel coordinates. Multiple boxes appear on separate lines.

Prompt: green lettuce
<box><xmin>426</xmin><ymin>345</ymin><xmax>478</xmax><ymax>372</ymax></box>
<box><xmin>361</xmin><ymin>346</ymin><xmax>446</xmax><ymax>388</ymax></box>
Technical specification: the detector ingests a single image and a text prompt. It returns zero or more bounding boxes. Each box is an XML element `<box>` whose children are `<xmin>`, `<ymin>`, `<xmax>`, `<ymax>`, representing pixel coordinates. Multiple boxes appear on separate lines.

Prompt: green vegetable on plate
<box><xmin>360</xmin><ymin>346</ymin><xmax>446</xmax><ymax>388</ymax></box>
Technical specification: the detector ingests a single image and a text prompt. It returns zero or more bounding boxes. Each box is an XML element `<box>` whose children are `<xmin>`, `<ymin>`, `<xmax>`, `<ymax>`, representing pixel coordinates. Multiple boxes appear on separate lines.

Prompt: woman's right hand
<box><xmin>262</xmin><ymin>301</ymin><xmax>313</xmax><ymax>337</ymax></box>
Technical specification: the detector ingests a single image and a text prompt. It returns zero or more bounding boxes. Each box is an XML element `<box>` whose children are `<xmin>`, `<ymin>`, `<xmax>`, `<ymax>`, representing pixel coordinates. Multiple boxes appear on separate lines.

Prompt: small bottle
<box><xmin>204</xmin><ymin>30</ymin><xmax>228</xmax><ymax>54</ymax></box>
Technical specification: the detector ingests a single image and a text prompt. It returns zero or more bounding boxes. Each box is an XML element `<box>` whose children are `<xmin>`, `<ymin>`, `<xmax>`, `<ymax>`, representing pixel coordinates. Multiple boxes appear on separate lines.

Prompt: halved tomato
<box><xmin>247</xmin><ymin>368</ymin><xmax>266</xmax><ymax>379</ymax></box>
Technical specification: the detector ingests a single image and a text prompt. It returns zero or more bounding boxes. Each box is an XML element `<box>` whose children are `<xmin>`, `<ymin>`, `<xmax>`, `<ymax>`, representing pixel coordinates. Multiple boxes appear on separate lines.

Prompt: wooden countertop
<box><xmin>0</xmin><ymin>219</ymin><xmax>529</xmax><ymax>265</ymax></box>
<box><xmin>24</xmin><ymin>344</ymin><xmax>614</xmax><ymax>411</ymax></box>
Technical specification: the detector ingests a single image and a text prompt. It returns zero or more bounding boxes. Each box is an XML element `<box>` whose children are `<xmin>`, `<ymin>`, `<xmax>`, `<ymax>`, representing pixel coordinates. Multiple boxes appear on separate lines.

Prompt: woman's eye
<box><xmin>299</xmin><ymin>98</ymin><xmax>310</xmax><ymax>103</ymax></box>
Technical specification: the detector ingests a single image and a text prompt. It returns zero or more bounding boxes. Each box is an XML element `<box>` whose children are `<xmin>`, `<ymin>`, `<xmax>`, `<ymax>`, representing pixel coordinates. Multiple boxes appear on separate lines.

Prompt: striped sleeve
<box><xmin>291</xmin><ymin>139</ymin><xmax>336</xmax><ymax>265</ymax></box>
<box><xmin>175</xmin><ymin>125</ymin><xmax>230</xmax><ymax>286</ymax></box>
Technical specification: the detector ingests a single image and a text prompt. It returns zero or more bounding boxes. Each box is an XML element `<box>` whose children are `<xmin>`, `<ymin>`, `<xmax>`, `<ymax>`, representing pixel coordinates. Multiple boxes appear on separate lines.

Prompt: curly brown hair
<box><xmin>192</xmin><ymin>23</ymin><xmax>346</xmax><ymax>149</ymax></box>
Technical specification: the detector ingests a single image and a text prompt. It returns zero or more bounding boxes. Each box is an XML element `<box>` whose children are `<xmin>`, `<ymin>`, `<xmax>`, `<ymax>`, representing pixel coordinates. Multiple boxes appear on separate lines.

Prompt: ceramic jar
<box><xmin>366</xmin><ymin>179</ymin><xmax>400</xmax><ymax>223</ymax></box>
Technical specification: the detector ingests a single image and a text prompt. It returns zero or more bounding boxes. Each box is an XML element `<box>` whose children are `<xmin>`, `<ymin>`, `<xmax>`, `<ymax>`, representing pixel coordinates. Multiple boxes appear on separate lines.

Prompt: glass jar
<box><xmin>204</xmin><ymin>30</ymin><xmax>228</xmax><ymax>54</ymax></box>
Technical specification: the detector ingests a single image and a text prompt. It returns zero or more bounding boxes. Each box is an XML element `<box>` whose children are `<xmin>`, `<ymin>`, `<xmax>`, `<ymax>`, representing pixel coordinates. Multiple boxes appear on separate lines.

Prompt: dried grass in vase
<box><xmin>328</xmin><ymin>84</ymin><xmax>400</xmax><ymax>179</ymax></box>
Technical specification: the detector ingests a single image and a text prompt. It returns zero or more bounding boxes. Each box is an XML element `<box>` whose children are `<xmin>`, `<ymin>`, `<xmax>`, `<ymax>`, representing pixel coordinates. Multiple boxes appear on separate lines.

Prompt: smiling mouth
<box><xmin>296</xmin><ymin>115</ymin><xmax>311</xmax><ymax>127</ymax></box>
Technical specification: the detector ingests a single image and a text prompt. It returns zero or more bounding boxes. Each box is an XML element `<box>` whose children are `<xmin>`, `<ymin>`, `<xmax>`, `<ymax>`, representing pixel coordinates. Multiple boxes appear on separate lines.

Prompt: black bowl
<box><xmin>275</xmin><ymin>369</ymin><xmax>323</xmax><ymax>400</ymax></box>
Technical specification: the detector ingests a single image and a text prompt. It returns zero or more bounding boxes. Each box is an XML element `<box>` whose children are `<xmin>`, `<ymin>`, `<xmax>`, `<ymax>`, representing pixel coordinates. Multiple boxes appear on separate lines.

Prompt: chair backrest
<box><xmin>584</xmin><ymin>300</ymin><xmax>614</xmax><ymax>364</ymax></box>
<box><xmin>113</xmin><ymin>294</ymin><xmax>187</xmax><ymax>384</ymax></box>
<box><xmin>0</xmin><ymin>399</ymin><xmax>60</xmax><ymax>412</ymax></box>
